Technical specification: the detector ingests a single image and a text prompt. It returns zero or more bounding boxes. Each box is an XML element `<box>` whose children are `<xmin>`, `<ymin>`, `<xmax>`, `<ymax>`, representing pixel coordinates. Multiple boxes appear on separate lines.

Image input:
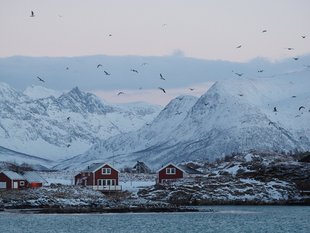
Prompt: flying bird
<box><xmin>130</xmin><ymin>69</ymin><xmax>138</xmax><ymax>73</ymax></box>
<box><xmin>67</xmin><ymin>116</ymin><xmax>70</xmax><ymax>121</ymax></box>
<box><xmin>158</xmin><ymin>87</ymin><xmax>166</xmax><ymax>93</ymax></box>
<box><xmin>175</xmin><ymin>111</ymin><xmax>182</xmax><ymax>115</ymax></box>
<box><xmin>36</xmin><ymin>76</ymin><xmax>45</xmax><ymax>82</ymax></box>
<box><xmin>108</xmin><ymin>34</ymin><xmax>112</xmax><ymax>37</ymax></box>
<box><xmin>291</xmin><ymin>96</ymin><xmax>296</xmax><ymax>98</ymax></box>
<box><xmin>273</xmin><ymin>107</ymin><xmax>278</xmax><ymax>112</ymax></box>
<box><xmin>104</xmin><ymin>71</ymin><xmax>110</xmax><ymax>76</ymax></box>
<box><xmin>301</xmin><ymin>35</ymin><xmax>306</xmax><ymax>39</ymax></box>
<box><xmin>30</xmin><ymin>11</ymin><xmax>35</xmax><ymax>17</ymax></box>
<box><xmin>97</xmin><ymin>64</ymin><xmax>102</xmax><ymax>68</ymax></box>
<box><xmin>286</xmin><ymin>47</ymin><xmax>294</xmax><ymax>50</ymax></box>
<box><xmin>258</xmin><ymin>70</ymin><xmax>264</xmax><ymax>73</ymax></box>
<box><xmin>236</xmin><ymin>45</ymin><xmax>242</xmax><ymax>49</ymax></box>
<box><xmin>117</xmin><ymin>92</ymin><xmax>125</xmax><ymax>96</ymax></box>
<box><xmin>66</xmin><ymin>67</ymin><xmax>69</xmax><ymax>70</ymax></box>
<box><xmin>262</xmin><ymin>30</ymin><xmax>267</xmax><ymax>33</ymax></box>
<box><xmin>189</xmin><ymin>88</ymin><xmax>195</xmax><ymax>91</ymax></box>
<box><xmin>160</xmin><ymin>73</ymin><xmax>165</xmax><ymax>80</ymax></box>
<box><xmin>299</xmin><ymin>106</ymin><xmax>305</xmax><ymax>111</ymax></box>
<box><xmin>293</xmin><ymin>57</ymin><xmax>299</xmax><ymax>61</ymax></box>
<box><xmin>235</xmin><ymin>72</ymin><xmax>244</xmax><ymax>77</ymax></box>
<box><xmin>67</xmin><ymin>144</ymin><xmax>71</xmax><ymax>148</ymax></box>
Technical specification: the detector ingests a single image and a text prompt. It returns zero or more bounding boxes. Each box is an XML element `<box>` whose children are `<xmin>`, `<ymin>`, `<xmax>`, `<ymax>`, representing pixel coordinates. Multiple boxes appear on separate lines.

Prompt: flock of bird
<box><xmin>29</xmin><ymin>10</ymin><xmax>308</xmax><ymax>118</ymax></box>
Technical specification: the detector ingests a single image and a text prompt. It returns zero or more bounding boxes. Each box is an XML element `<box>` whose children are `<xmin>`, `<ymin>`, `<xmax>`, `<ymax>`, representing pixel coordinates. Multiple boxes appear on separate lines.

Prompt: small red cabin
<box><xmin>157</xmin><ymin>163</ymin><xmax>203</xmax><ymax>184</ymax></box>
<box><xmin>75</xmin><ymin>163</ymin><xmax>121</xmax><ymax>191</ymax></box>
<box><xmin>0</xmin><ymin>171</ymin><xmax>27</xmax><ymax>190</ymax></box>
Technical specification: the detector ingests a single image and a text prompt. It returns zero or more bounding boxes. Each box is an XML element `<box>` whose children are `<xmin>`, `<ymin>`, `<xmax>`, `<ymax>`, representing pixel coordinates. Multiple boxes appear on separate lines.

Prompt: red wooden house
<box><xmin>157</xmin><ymin>163</ymin><xmax>203</xmax><ymax>184</ymax></box>
<box><xmin>75</xmin><ymin>163</ymin><xmax>121</xmax><ymax>191</ymax></box>
<box><xmin>0</xmin><ymin>171</ymin><xmax>27</xmax><ymax>190</ymax></box>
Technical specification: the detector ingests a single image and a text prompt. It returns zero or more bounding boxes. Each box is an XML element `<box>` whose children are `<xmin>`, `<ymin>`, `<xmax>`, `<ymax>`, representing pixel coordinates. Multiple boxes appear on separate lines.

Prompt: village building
<box><xmin>23</xmin><ymin>171</ymin><xmax>47</xmax><ymax>188</ymax></box>
<box><xmin>75</xmin><ymin>163</ymin><xmax>121</xmax><ymax>191</ymax></box>
<box><xmin>132</xmin><ymin>161</ymin><xmax>151</xmax><ymax>174</ymax></box>
<box><xmin>156</xmin><ymin>163</ymin><xmax>203</xmax><ymax>184</ymax></box>
<box><xmin>0</xmin><ymin>171</ymin><xmax>27</xmax><ymax>190</ymax></box>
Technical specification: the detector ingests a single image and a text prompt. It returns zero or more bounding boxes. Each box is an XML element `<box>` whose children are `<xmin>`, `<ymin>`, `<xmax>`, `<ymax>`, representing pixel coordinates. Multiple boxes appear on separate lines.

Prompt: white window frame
<box><xmin>102</xmin><ymin>168</ymin><xmax>111</xmax><ymax>175</ymax></box>
<box><xmin>166</xmin><ymin>167</ymin><xmax>176</xmax><ymax>175</ymax></box>
<box><xmin>98</xmin><ymin>179</ymin><xmax>116</xmax><ymax>186</ymax></box>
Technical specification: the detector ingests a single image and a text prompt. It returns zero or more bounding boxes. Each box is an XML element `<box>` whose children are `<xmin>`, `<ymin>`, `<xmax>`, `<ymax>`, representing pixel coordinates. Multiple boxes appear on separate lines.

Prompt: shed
<box><xmin>23</xmin><ymin>171</ymin><xmax>47</xmax><ymax>188</ymax></box>
<box><xmin>132</xmin><ymin>161</ymin><xmax>151</xmax><ymax>174</ymax></box>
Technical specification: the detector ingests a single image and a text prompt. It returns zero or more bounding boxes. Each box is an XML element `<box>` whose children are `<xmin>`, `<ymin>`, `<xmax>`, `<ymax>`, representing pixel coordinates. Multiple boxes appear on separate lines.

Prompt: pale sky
<box><xmin>0</xmin><ymin>0</ymin><xmax>309</xmax><ymax>62</ymax></box>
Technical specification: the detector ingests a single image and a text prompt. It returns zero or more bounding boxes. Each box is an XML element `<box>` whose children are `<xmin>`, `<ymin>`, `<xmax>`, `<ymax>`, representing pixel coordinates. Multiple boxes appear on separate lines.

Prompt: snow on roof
<box><xmin>1</xmin><ymin>171</ymin><xmax>25</xmax><ymax>180</ymax></box>
<box><xmin>23</xmin><ymin>171</ymin><xmax>47</xmax><ymax>183</ymax></box>
<box><xmin>178</xmin><ymin>165</ymin><xmax>203</xmax><ymax>175</ymax></box>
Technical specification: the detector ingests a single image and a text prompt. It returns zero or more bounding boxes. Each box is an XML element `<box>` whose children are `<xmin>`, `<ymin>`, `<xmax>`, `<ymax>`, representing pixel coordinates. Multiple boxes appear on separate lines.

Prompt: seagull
<box><xmin>235</xmin><ymin>72</ymin><xmax>244</xmax><ymax>77</ymax></box>
<box><xmin>262</xmin><ymin>30</ymin><xmax>267</xmax><ymax>33</ymax></box>
<box><xmin>189</xmin><ymin>88</ymin><xmax>195</xmax><ymax>91</ymax></box>
<box><xmin>66</xmin><ymin>67</ymin><xmax>69</xmax><ymax>70</ymax></box>
<box><xmin>291</xmin><ymin>96</ymin><xmax>296</xmax><ymax>98</ymax></box>
<box><xmin>258</xmin><ymin>70</ymin><xmax>264</xmax><ymax>73</ymax></box>
<box><xmin>299</xmin><ymin>106</ymin><xmax>305</xmax><ymax>111</ymax></box>
<box><xmin>273</xmin><ymin>107</ymin><xmax>277</xmax><ymax>112</ymax></box>
<box><xmin>286</xmin><ymin>47</ymin><xmax>294</xmax><ymax>50</ymax></box>
<box><xmin>236</xmin><ymin>45</ymin><xmax>242</xmax><ymax>49</ymax></box>
<box><xmin>130</xmin><ymin>69</ymin><xmax>138</xmax><ymax>73</ymax></box>
<box><xmin>301</xmin><ymin>35</ymin><xmax>306</xmax><ymax>39</ymax></box>
<box><xmin>67</xmin><ymin>116</ymin><xmax>70</xmax><ymax>121</ymax></box>
<box><xmin>108</xmin><ymin>34</ymin><xmax>112</xmax><ymax>37</ymax></box>
<box><xmin>36</xmin><ymin>76</ymin><xmax>45</xmax><ymax>82</ymax></box>
<box><xmin>104</xmin><ymin>71</ymin><xmax>110</xmax><ymax>76</ymax></box>
<box><xmin>97</xmin><ymin>64</ymin><xmax>102</xmax><ymax>68</ymax></box>
<box><xmin>117</xmin><ymin>92</ymin><xmax>125</xmax><ymax>96</ymax></box>
<box><xmin>67</xmin><ymin>144</ymin><xmax>71</xmax><ymax>148</ymax></box>
<box><xmin>30</xmin><ymin>11</ymin><xmax>35</xmax><ymax>17</ymax></box>
<box><xmin>158</xmin><ymin>87</ymin><xmax>166</xmax><ymax>93</ymax></box>
<box><xmin>175</xmin><ymin>111</ymin><xmax>182</xmax><ymax>115</ymax></box>
<box><xmin>160</xmin><ymin>73</ymin><xmax>165</xmax><ymax>80</ymax></box>
<box><xmin>293</xmin><ymin>57</ymin><xmax>299</xmax><ymax>61</ymax></box>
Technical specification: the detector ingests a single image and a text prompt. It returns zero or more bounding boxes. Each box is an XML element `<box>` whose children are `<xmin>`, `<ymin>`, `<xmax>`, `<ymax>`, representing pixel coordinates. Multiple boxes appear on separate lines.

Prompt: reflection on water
<box><xmin>1</xmin><ymin>206</ymin><xmax>309</xmax><ymax>233</ymax></box>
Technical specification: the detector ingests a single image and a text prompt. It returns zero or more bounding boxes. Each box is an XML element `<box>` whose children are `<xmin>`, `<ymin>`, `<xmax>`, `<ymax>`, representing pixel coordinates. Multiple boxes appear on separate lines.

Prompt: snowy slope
<box><xmin>24</xmin><ymin>85</ymin><xmax>63</xmax><ymax>99</ymax></box>
<box><xmin>0</xmin><ymin>82</ymin><xmax>161</xmax><ymax>162</ymax></box>
<box><xmin>55</xmin><ymin>70</ymin><xmax>310</xmax><ymax>170</ymax></box>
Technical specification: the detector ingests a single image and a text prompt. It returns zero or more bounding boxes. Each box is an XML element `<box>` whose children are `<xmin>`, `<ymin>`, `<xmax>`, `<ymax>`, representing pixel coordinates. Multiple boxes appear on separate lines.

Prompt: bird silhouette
<box><xmin>299</xmin><ymin>106</ymin><xmax>305</xmax><ymax>111</ymax></box>
<box><xmin>258</xmin><ymin>70</ymin><xmax>264</xmax><ymax>73</ymax></box>
<box><xmin>67</xmin><ymin>144</ymin><xmax>71</xmax><ymax>148</ymax></box>
<box><xmin>292</xmin><ymin>96</ymin><xmax>296</xmax><ymax>98</ymax></box>
<box><xmin>273</xmin><ymin>107</ymin><xmax>277</xmax><ymax>112</ymax></box>
<box><xmin>36</xmin><ymin>76</ymin><xmax>45</xmax><ymax>82</ymax></box>
<box><xmin>160</xmin><ymin>73</ymin><xmax>165</xmax><ymax>80</ymax></box>
<box><xmin>235</xmin><ymin>72</ymin><xmax>244</xmax><ymax>77</ymax></box>
<box><xmin>286</xmin><ymin>47</ymin><xmax>294</xmax><ymax>50</ymax></box>
<box><xmin>108</xmin><ymin>34</ymin><xmax>112</xmax><ymax>37</ymax></box>
<box><xmin>189</xmin><ymin>88</ymin><xmax>195</xmax><ymax>91</ymax></box>
<box><xmin>158</xmin><ymin>87</ymin><xmax>166</xmax><ymax>93</ymax></box>
<box><xmin>175</xmin><ymin>111</ymin><xmax>182</xmax><ymax>115</ymax></box>
<box><xmin>67</xmin><ymin>116</ymin><xmax>70</xmax><ymax>121</ymax></box>
<box><xmin>293</xmin><ymin>57</ymin><xmax>299</xmax><ymax>61</ymax></box>
<box><xmin>66</xmin><ymin>67</ymin><xmax>69</xmax><ymax>70</ymax></box>
<box><xmin>301</xmin><ymin>36</ymin><xmax>306</xmax><ymax>39</ymax></box>
<box><xmin>97</xmin><ymin>64</ymin><xmax>102</xmax><ymax>68</ymax></box>
<box><xmin>104</xmin><ymin>71</ymin><xmax>110</xmax><ymax>75</ymax></box>
<box><xmin>262</xmin><ymin>30</ymin><xmax>267</xmax><ymax>33</ymax></box>
<box><xmin>117</xmin><ymin>92</ymin><xmax>125</xmax><ymax>96</ymax></box>
<box><xmin>236</xmin><ymin>45</ymin><xmax>242</xmax><ymax>49</ymax></box>
<box><xmin>30</xmin><ymin>11</ymin><xmax>35</xmax><ymax>17</ymax></box>
<box><xmin>130</xmin><ymin>69</ymin><xmax>138</xmax><ymax>73</ymax></box>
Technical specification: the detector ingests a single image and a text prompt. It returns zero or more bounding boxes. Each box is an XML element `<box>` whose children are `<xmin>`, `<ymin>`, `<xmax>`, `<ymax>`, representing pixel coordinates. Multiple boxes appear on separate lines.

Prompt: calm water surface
<box><xmin>0</xmin><ymin>206</ymin><xmax>309</xmax><ymax>233</ymax></box>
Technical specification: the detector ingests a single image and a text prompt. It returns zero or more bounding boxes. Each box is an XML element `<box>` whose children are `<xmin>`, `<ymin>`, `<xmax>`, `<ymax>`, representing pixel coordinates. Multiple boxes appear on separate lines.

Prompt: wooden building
<box><xmin>75</xmin><ymin>163</ymin><xmax>121</xmax><ymax>191</ymax></box>
<box><xmin>156</xmin><ymin>163</ymin><xmax>203</xmax><ymax>184</ymax></box>
<box><xmin>0</xmin><ymin>171</ymin><xmax>27</xmax><ymax>190</ymax></box>
<box><xmin>132</xmin><ymin>161</ymin><xmax>151</xmax><ymax>174</ymax></box>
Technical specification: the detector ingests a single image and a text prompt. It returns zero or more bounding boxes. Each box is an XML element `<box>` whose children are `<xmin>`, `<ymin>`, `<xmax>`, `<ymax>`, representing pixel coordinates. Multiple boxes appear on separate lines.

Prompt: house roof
<box><xmin>157</xmin><ymin>163</ymin><xmax>203</xmax><ymax>175</ymax></box>
<box><xmin>1</xmin><ymin>171</ymin><xmax>25</xmax><ymax>180</ymax></box>
<box><xmin>80</xmin><ymin>162</ymin><xmax>120</xmax><ymax>173</ymax></box>
<box><xmin>23</xmin><ymin>171</ymin><xmax>47</xmax><ymax>183</ymax></box>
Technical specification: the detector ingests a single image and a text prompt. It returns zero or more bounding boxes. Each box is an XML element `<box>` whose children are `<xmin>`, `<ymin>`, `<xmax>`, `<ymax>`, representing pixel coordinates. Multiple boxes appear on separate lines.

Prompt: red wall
<box><xmin>0</xmin><ymin>173</ymin><xmax>27</xmax><ymax>189</ymax></box>
<box><xmin>75</xmin><ymin>173</ymin><xmax>94</xmax><ymax>185</ymax></box>
<box><xmin>95</xmin><ymin>164</ymin><xmax>119</xmax><ymax>185</ymax></box>
<box><xmin>158</xmin><ymin>164</ymin><xmax>183</xmax><ymax>184</ymax></box>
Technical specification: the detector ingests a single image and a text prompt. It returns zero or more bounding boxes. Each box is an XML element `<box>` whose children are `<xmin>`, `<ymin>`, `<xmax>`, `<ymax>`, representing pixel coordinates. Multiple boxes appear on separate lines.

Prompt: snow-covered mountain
<box><xmin>0</xmin><ymin>82</ymin><xmax>161</xmax><ymax>162</ymax></box>
<box><xmin>56</xmin><ymin>70</ymin><xmax>310</xmax><ymax>170</ymax></box>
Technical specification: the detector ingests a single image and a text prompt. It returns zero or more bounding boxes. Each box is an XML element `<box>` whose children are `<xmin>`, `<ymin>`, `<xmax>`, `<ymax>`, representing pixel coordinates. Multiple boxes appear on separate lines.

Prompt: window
<box><xmin>102</xmin><ymin>168</ymin><xmax>111</xmax><ymax>175</ymax></box>
<box><xmin>20</xmin><ymin>181</ymin><xmax>25</xmax><ymax>186</ymax></box>
<box><xmin>166</xmin><ymin>167</ymin><xmax>176</xmax><ymax>175</ymax></box>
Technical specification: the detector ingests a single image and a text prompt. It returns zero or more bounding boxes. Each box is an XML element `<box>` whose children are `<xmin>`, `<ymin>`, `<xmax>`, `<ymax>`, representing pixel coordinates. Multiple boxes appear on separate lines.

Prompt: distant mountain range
<box><xmin>55</xmin><ymin>70</ymin><xmax>310</xmax><ymax>170</ymax></box>
<box><xmin>0</xmin><ymin>82</ymin><xmax>161</xmax><ymax>164</ymax></box>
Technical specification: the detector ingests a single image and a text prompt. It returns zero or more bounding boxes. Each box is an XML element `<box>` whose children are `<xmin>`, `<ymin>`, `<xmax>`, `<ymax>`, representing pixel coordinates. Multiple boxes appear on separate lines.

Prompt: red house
<box><xmin>0</xmin><ymin>171</ymin><xmax>27</xmax><ymax>190</ymax></box>
<box><xmin>157</xmin><ymin>163</ymin><xmax>203</xmax><ymax>184</ymax></box>
<box><xmin>75</xmin><ymin>163</ymin><xmax>121</xmax><ymax>191</ymax></box>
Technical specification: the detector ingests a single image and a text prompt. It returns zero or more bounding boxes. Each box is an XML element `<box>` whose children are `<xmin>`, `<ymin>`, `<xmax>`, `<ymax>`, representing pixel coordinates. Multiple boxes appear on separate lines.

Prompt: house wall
<box><xmin>158</xmin><ymin>164</ymin><xmax>183</xmax><ymax>184</ymax></box>
<box><xmin>75</xmin><ymin>172</ymin><xmax>94</xmax><ymax>186</ymax></box>
<box><xmin>0</xmin><ymin>173</ymin><xmax>27</xmax><ymax>189</ymax></box>
<box><xmin>94</xmin><ymin>164</ymin><xmax>119</xmax><ymax>185</ymax></box>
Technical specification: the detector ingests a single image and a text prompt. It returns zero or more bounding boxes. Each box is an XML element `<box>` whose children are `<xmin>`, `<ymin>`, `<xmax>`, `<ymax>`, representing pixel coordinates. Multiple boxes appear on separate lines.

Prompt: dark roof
<box><xmin>178</xmin><ymin>165</ymin><xmax>203</xmax><ymax>175</ymax></box>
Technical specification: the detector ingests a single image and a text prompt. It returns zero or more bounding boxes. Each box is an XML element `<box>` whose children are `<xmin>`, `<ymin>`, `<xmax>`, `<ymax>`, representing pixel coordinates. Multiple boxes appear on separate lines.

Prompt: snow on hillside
<box><xmin>55</xmin><ymin>70</ymin><xmax>310</xmax><ymax>170</ymax></box>
<box><xmin>0</xmin><ymin>83</ymin><xmax>161</xmax><ymax>162</ymax></box>
<box><xmin>24</xmin><ymin>85</ymin><xmax>63</xmax><ymax>99</ymax></box>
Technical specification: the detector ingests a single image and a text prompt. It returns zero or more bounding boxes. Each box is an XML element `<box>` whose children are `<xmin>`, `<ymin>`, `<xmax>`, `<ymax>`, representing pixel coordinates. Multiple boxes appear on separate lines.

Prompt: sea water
<box><xmin>0</xmin><ymin>206</ymin><xmax>309</xmax><ymax>233</ymax></box>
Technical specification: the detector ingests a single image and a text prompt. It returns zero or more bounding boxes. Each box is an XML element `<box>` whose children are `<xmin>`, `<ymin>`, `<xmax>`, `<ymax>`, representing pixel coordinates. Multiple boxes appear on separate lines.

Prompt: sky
<box><xmin>0</xmin><ymin>0</ymin><xmax>309</xmax><ymax>105</ymax></box>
